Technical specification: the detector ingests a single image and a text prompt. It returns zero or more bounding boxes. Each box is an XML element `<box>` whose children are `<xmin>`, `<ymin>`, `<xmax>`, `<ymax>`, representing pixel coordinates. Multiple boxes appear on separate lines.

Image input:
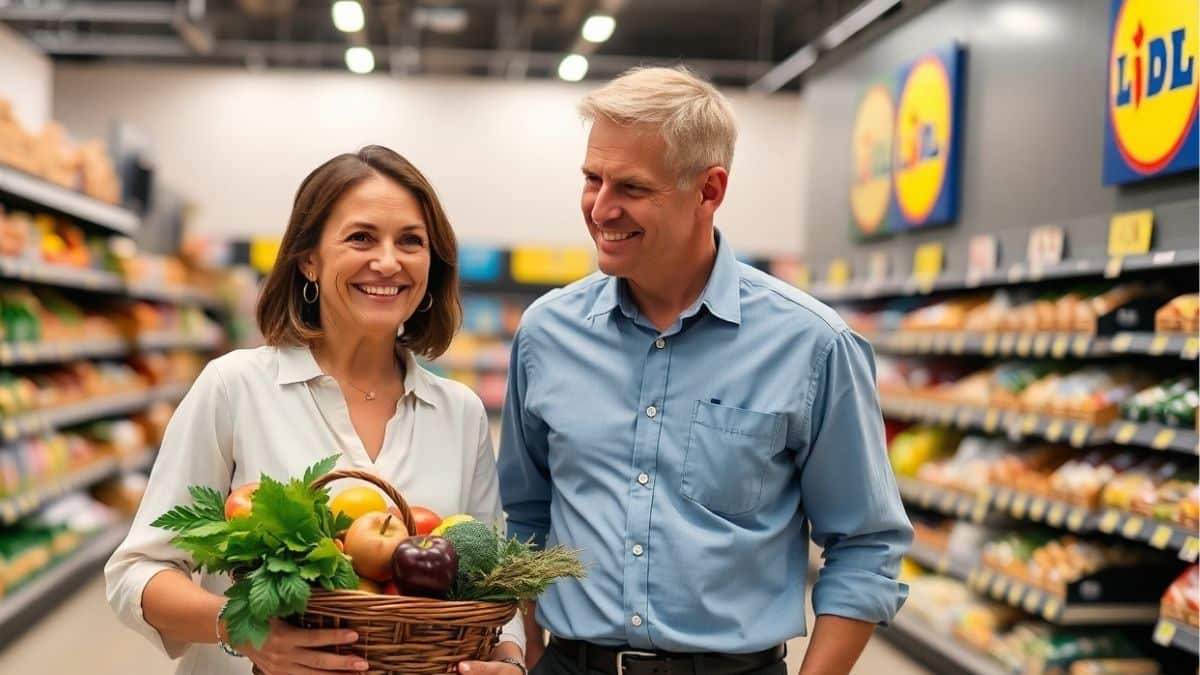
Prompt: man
<box><xmin>498</xmin><ymin>66</ymin><xmax>912</xmax><ymax>675</ymax></box>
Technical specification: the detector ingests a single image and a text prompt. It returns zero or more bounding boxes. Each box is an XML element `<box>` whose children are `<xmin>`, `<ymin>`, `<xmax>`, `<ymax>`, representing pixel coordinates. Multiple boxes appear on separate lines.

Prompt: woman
<box><xmin>106</xmin><ymin>146</ymin><xmax>526</xmax><ymax>675</ymax></box>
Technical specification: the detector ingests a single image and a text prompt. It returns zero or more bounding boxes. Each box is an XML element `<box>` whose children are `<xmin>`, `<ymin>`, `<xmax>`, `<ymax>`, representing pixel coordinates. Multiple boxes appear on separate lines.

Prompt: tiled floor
<box><xmin>0</xmin><ymin>574</ymin><xmax>931</xmax><ymax>674</ymax></box>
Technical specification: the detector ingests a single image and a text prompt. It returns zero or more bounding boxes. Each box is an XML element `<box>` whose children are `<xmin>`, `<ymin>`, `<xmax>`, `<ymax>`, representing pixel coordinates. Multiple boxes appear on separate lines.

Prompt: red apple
<box><xmin>343</xmin><ymin>513</ymin><xmax>410</xmax><ymax>582</ymax></box>
<box><xmin>224</xmin><ymin>483</ymin><xmax>259</xmax><ymax>520</ymax></box>
<box><xmin>409</xmin><ymin>506</ymin><xmax>443</xmax><ymax>536</ymax></box>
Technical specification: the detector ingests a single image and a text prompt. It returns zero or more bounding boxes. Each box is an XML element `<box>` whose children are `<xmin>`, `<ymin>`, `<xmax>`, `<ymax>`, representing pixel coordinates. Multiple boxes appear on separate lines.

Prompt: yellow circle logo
<box><xmin>850</xmin><ymin>84</ymin><xmax>895</xmax><ymax>235</ymax></box>
<box><xmin>1110</xmin><ymin>0</ymin><xmax>1198</xmax><ymax>173</ymax></box>
<box><xmin>894</xmin><ymin>56</ymin><xmax>952</xmax><ymax>224</ymax></box>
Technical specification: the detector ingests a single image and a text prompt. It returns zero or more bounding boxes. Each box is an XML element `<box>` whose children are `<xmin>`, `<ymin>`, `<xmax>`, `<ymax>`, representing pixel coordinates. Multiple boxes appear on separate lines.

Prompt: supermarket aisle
<box><xmin>0</xmin><ymin>574</ymin><xmax>931</xmax><ymax>674</ymax></box>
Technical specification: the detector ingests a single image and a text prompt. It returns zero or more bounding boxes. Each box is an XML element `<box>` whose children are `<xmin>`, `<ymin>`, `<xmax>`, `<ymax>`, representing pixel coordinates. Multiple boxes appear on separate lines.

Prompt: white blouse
<box><xmin>105</xmin><ymin>345</ymin><xmax>524</xmax><ymax>675</ymax></box>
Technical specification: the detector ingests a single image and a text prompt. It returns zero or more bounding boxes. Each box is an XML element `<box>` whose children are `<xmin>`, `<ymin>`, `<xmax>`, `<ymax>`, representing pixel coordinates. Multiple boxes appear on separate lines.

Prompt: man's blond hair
<box><xmin>579</xmin><ymin>66</ymin><xmax>737</xmax><ymax>188</ymax></box>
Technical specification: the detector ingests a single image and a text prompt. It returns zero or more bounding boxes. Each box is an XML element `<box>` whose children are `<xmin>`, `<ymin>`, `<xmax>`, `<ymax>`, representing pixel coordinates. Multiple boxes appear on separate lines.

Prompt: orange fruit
<box><xmin>330</xmin><ymin>487</ymin><xmax>388</xmax><ymax>521</ymax></box>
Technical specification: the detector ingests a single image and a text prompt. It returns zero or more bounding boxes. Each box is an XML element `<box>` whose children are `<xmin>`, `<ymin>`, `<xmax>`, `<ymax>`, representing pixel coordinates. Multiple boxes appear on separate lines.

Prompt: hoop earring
<box><xmin>417</xmin><ymin>294</ymin><xmax>434</xmax><ymax>312</ymax></box>
<box><xmin>302</xmin><ymin>280</ymin><xmax>319</xmax><ymax>304</ymax></box>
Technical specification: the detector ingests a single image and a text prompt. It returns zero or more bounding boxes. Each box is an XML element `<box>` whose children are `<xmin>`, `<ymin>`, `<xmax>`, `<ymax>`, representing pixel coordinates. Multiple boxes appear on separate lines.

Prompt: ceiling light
<box><xmin>345</xmin><ymin>46</ymin><xmax>375</xmax><ymax>74</ymax></box>
<box><xmin>558</xmin><ymin>54</ymin><xmax>589</xmax><ymax>82</ymax></box>
<box><xmin>332</xmin><ymin>1</ymin><xmax>364</xmax><ymax>33</ymax></box>
<box><xmin>581</xmin><ymin>14</ymin><xmax>615</xmax><ymax>43</ymax></box>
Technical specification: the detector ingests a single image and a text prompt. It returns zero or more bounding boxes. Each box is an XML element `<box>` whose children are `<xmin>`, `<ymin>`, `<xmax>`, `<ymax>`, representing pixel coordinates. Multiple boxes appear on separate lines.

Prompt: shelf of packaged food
<box><xmin>0</xmin><ymin>448</ymin><xmax>155</xmax><ymax>526</ymax></box>
<box><xmin>898</xmin><ymin>478</ymin><xmax>1200</xmax><ymax>563</ymax></box>
<box><xmin>135</xmin><ymin>332</ymin><xmax>223</xmax><ymax>352</ymax></box>
<box><xmin>1152</xmin><ymin>616</ymin><xmax>1199</xmax><ymax>655</ymax></box>
<box><xmin>880</xmin><ymin>610</ymin><xmax>1009</xmax><ymax>675</ymax></box>
<box><xmin>868</xmin><ymin>331</ymin><xmax>1198</xmax><ymax>361</ymax></box>
<box><xmin>0</xmin><ymin>383</ymin><xmax>189</xmax><ymax>443</ymax></box>
<box><xmin>810</xmin><ymin>248</ymin><xmax>1200</xmax><ymax>304</ymax></box>
<box><xmin>0</xmin><ymin>521</ymin><xmax>131</xmax><ymax>647</ymax></box>
<box><xmin>880</xmin><ymin>394</ymin><xmax>1199</xmax><ymax>456</ymax></box>
<box><xmin>905</xmin><ymin>540</ymin><xmax>976</xmax><ymax>581</ymax></box>
<box><xmin>0</xmin><ymin>164</ymin><xmax>139</xmax><ymax>237</ymax></box>
<box><xmin>0</xmin><ymin>257</ymin><xmax>123</xmax><ymax>293</ymax></box>
<box><xmin>125</xmin><ymin>283</ymin><xmax>223</xmax><ymax>312</ymax></box>
<box><xmin>965</xmin><ymin>567</ymin><xmax>1160</xmax><ymax>625</ymax></box>
<box><xmin>0</xmin><ymin>338</ymin><xmax>128</xmax><ymax>366</ymax></box>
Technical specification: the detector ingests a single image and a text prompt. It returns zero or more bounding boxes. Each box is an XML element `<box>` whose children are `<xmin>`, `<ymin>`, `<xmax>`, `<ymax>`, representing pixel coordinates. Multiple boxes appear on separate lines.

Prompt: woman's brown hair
<box><xmin>256</xmin><ymin>145</ymin><xmax>461</xmax><ymax>359</ymax></box>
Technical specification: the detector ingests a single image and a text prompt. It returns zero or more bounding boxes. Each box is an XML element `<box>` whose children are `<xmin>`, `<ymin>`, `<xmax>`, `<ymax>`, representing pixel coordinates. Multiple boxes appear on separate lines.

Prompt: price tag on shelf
<box><xmin>1181</xmin><ymin>537</ymin><xmax>1200</xmax><ymax>563</ymax></box>
<box><xmin>1029</xmin><ymin>499</ymin><xmax>1047</xmax><ymax>520</ymax></box>
<box><xmin>982</xmin><ymin>334</ymin><xmax>998</xmax><ymax>356</ymax></box>
<box><xmin>1052</xmin><ymin>334</ymin><xmax>1070</xmax><ymax>358</ymax></box>
<box><xmin>990</xmin><ymin>576</ymin><xmax>1008</xmax><ymax>598</ymax></box>
<box><xmin>912</xmin><ymin>243</ymin><xmax>944</xmax><ymax>292</ymax></box>
<box><xmin>1154</xmin><ymin>620</ymin><xmax>1177</xmax><ymax>647</ymax></box>
<box><xmin>1121</xmin><ymin>516</ymin><xmax>1145</xmax><ymax>539</ymax></box>
<box><xmin>1150</xmin><ymin>334</ymin><xmax>1170</xmax><ymax>355</ymax></box>
<box><xmin>1105</xmin><ymin>256</ymin><xmax>1124</xmax><ymax>279</ymax></box>
<box><xmin>1028</xmin><ymin>225</ymin><xmax>1066</xmax><ymax>271</ymax></box>
<box><xmin>1072</xmin><ymin>335</ymin><xmax>1091</xmax><ymax>357</ymax></box>
<box><xmin>978</xmin><ymin>569</ymin><xmax>994</xmax><ymax>589</ymax></box>
<box><xmin>1183</xmin><ymin>336</ymin><xmax>1199</xmax><ymax>360</ymax></box>
<box><xmin>826</xmin><ymin>258</ymin><xmax>851</xmax><ymax>288</ymax></box>
<box><xmin>1099</xmin><ymin>510</ymin><xmax>1121</xmax><ymax>533</ymax></box>
<box><xmin>1111</xmin><ymin>333</ymin><xmax>1133</xmax><ymax>353</ymax></box>
<box><xmin>1042</xmin><ymin>597</ymin><xmax>1061</xmax><ymax>621</ymax></box>
<box><xmin>1016</xmin><ymin>334</ymin><xmax>1033</xmax><ymax>356</ymax></box>
<box><xmin>1067</xmin><ymin>509</ymin><xmax>1087</xmax><ymax>531</ymax></box>
<box><xmin>1011</xmin><ymin>494</ymin><xmax>1029</xmax><ymax>519</ymax></box>
<box><xmin>1070</xmin><ymin>424</ymin><xmax>1090</xmax><ymax>447</ymax></box>
<box><xmin>972</xmin><ymin>498</ymin><xmax>989</xmax><ymax>523</ymax></box>
<box><xmin>1033</xmin><ymin>334</ymin><xmax>1051</xmax><ymax>356</ymax></box>
<box><xmin>1107</xmin><ymin>209</ymin><xmax>1154</xmax><ymax>257</ymax></box>
<box><xmin>1047</xmin><ymin>504</ymin><xmax>1066</xmax><ymax>526</ymax></box>
<box><xmin>1150</xmin><ymin>525</ymin><xmax>1173</xmax><ymax>550</ymax></box>
<box><xmin>1006</xmin><ymin>584</ymin><xmax>1025</xmax><ymax>605</ymax></box>
<box><xmin>1023</xmin><ymin>591</ymin><xmax>1041</xmax><ymax>613</ymax></box>
<box><xmin>1045</xmin><ymin>420</ymin><xmax>1064</xmax><ymax>442</ymax></box>
<box><xmin>512</xmin><ymin>247</ymin><xmax>596</xmax><ymax>285</ymax></box>
<box><xmin>940</xmin><ymin>492</ymin><xmax>956</xmax><ymax>512</ymax></box>
<box><xmin>983</xmin><ymin>409</ymin><xmax>1001</xmax><ymax>432</ymax></box>
<box><xmin>1152</xmin><ymin>429</ymin><xmax>1176</xmax><ymax>450</ymax></box>
<box><xmin>1000</xmin><ymin>334</ymin><xmax>1017</xmax><ymax>354</ymax></box>
<box><xmin>951</xmin><ymin>334</ymin><xmax>967</xmax><ymax>354</ymax></box>
<box><xmin>1114</xmin><ymin>423</ymin><xmax>1138</xmax><ymax>444</ymax></box>
<box><xmin>1021</xmin><ymin>415</ymin><xmax>1039</xmax><ymax>435</ymax></box>
<box><xmin>993</xmin><ymin>490</ymin><xmax>1011</xmax><ymax>511</ymax></box>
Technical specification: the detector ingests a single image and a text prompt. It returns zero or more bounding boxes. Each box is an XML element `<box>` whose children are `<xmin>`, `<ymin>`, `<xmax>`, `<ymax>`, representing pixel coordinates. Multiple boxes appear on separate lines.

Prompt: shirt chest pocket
<box><xmin>680</xmin><ymin>400</ymin><xmax>787</xmax><ymax>516</ymax></box>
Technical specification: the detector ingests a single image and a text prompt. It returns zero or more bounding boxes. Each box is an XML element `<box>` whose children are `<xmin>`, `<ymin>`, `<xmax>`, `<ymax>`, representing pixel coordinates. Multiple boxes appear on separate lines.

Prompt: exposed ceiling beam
<box><xmin>0</xmin><ymin>2</ymin><xmax>177</xmax><ymax>24</ymax></box>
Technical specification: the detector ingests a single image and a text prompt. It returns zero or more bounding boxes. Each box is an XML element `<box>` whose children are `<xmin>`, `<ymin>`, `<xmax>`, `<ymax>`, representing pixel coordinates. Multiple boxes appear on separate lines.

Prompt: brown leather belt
<box><xmin>547</xmin><ymin>636</ymin><xmax>786</xmax><ymax>675</ymax></box>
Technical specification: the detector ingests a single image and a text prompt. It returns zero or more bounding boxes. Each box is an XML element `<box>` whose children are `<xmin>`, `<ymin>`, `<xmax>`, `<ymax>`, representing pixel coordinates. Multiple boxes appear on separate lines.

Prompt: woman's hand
<box><xmin>238</xmin><ymin>619</ymin><xmax>369</xmax><ymax>674</ymax></box>
<box><xmin>457</xmin><ymin>640</ymin><xmax>525</xmax><ymax>674</ymax></box>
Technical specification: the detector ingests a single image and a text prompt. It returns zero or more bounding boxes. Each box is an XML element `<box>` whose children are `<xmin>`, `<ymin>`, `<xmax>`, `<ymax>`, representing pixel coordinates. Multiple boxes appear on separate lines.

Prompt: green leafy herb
<box><xmin>448</xmin><ymin>532</ymin><xmax>586</xmax><ymax>602</ymax></box>
<box><xmin>151</xmin><ymin>455</ymin><xmax>358</xmax><ymax>648</ymax></box>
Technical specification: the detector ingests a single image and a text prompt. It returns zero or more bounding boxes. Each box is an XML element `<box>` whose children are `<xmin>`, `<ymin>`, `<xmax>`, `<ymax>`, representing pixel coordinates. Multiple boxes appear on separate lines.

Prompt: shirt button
<box><xmin>646</xmin><ymin>405</ymin><xmax>657</xmax><ymax>418</ymax></box>
<box><xmin>632</xmin><ymin>544</ymin><xmax>644</xmax><ymax>556</ymax></box>
<box><xmin>637</xmin><ymin>473</ymin><xmax>650</xmax><ymax>486</ymax></box>
<box><xmin>655</xmin><ymin>338</ymin><xmax>665</xmax><ymax>349</ymax></box>
<box><xmin>631</xmin><ymin>615</ymin><xmax>643</xmax><ymax>627</ymax></box>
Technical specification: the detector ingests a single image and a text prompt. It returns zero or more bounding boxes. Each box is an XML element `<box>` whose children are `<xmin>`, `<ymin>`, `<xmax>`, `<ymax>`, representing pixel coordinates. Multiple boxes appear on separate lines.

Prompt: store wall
<box><xmin>802</xmin><ymin>0</ymin><xmax>1199</xmax><ymax>278</ymax></box>
<box><xmin>52</xmin><ymin>65</ymin><xmax>806</xmax><ymax>256</ymax></box>
<box><xmin>0</xmin><ymin>23</ymin><xmax>52</xmax><ymax>131</ymax></box>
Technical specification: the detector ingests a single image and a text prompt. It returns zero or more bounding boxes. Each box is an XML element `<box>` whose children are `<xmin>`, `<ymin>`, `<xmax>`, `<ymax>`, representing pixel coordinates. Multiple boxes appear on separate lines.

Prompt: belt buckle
<box><xmin>616</xmin><ymin>649</ymin><xmax>659</xmax><ymax>674</ymax></box>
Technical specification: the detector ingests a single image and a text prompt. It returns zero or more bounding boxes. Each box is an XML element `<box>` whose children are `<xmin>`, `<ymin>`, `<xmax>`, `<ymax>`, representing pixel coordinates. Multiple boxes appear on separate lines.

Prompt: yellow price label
<box><xmin>951</xmin><ymin>334</ymin><xmax>967</xmax><ymax>354</ymax></box>
<box><xmin>1042</xmin><ymin>598</ymin><xmax>1061</xmax><ymax>620</ymax></box>
<box><xmin>1007</xmin><ymin>584</ymin><xmax>1025</xmax><ymax>605</ymax></box>
<box><xmin>249</xmin><ymin>237</ymin><xmax>283</xmax><ymax>275</ymax></box>
<box><xmin>1016</xmin><ymin>334</ymin><xmax>1033</xmax><ymax>356</ymax></box>
<box><xmin>990</xmin><ymin>577</ymin><xmax>1008</xmax><ymax>598</ymax></box>
<box><xmin>1072</xmin><ymin>335</ymin><xmax>1091</xmax><ymax>357</ymax></box>
<box><xmin>1099</xmin><ymin>510</ymin><xmax>1121</xmax><ymax>533</ymax></box>
<box><xmin>1108</xmin><ymin>209</ymin><xmax>1154</xmax><ymax>257</ymax></box>
<box><xmin>1152</xmin><ymin>429</ymin><xmax>1176</xmax><ymax>450</ymax></box>
<box><xmin>1067</xmin><ymin>509</ymin><xmax>1087</xmax><ymax>531</ymax></box>
<box><xmin>1150</xmin><ymin>525</ymin><xmax>1173</xmax><ymax>550</ymax></box>
<box><xmin>1033</xmin><ymin>334</ymin><xmax>1051</xmax><ymax>356</ymax></box>
<box><xmin>983</xmin><ymin>409</ymin><xmax>1001</xmax><ymax>432</ymax></box>
<box><xmin>912</xmin><ymin>243</ymin><xmax>944</xmax><ymax>284</ymax></box>
<box><xmin>1111</xmin><ymin>333</ymin><xmax>1133</xmax><ymax>352</ymax></box>
<box><xmin>1122</xmin><ymin>516</ymin><xmax>1145</xmax><ymax>539</ymax></box>
<box><xmin>1045</xmin><ymin>421</ymin><xmax>1064</xmax><ymax>442</ymax></box>
<box><xmin>1070</xmin><ymin>424</ymin><xmax>1090</xmax><ymax>447</ymax></box>
<box><xmin>1000</xmin><ymin>334</ymin><xmax>1017</xmax><ymax>354</ymax></box>
<box><xmin>1115</xmin><ymin>423</ymin><xmax>1138</xmax><ymax>444</ymax></box>
<box><xmin>1021</xmin><ymin>415</ymin><xmax>1039</xmax><ymax>435</ymax></box>
<box><xmin>1052</xmin><ymin>334</ymin><xmax>1070</xmax><ymax>358</ymax></box>
<box><xmin>1029</xmin><ymin>499</ymin><xmax>1047</xmax><ymax>520</ymax></box>
<box><xmin>1184</xmin><ymin>336</ymin><xmax>1199</xmax><ymax>359</ymax></box>
<box><xmin>972</xmin><ymin>499</ymin><xmax>989</xmax><ymax>523</ymax></box>
<box><xmin>982</xmin><ymin>334</ymin><xmax>998</xmax><ymax>356</ymax></box>
<box><xmin>511</xmin><ymin>246</ymin><xmax>595</xmax><ymax>285</ymax></box>
<box><xmin>1023</xmin><ymin>591</ymin><xmax>1042</xmax><ymax>613</ymax></box>
<box><xmin>994</xmin><ymin>490</ymin><xmax>1012</xmax><ymax>510</ymax></box>
<box><xmin>826</xmin><ymin>258</ymin><xmax>851</xmax><ymax>288</ymax></box>
<box><xmin>1154</xmin><ymin>620</ymin><xmax>1177</xmax><ymax>646</ymax></box>
<box><xmin>1181</xmin><ymin>537</ymin><xmax>1200</xmax><ymax>562</ymax></box>
<box><xmin>1012</xmin><ymin>495</ymin><xmax>1029</xmax><ymax>519</ymax></box>
<box><xmin>1047</xmin><ymin>504</ymin><xmax>1066</xmax><ymax>526</ymax></box>
<box><xmin>920</xmin><ymin>334</ymin><xmax>936</xmax><ymax>352</ymax></box>
<box><xmin>1150</xmin><ymin>334</ymin><xmax>1170</xmax><ymax>355</ymax></box>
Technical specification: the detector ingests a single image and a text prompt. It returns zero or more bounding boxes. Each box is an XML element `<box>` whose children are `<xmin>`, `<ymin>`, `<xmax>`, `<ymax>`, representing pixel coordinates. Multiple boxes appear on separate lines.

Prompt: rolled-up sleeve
<box><xmin>104</xmin><ymin>362</ymin><xmax>235</xmax><ymax>659</ymax></box>
<box><xmin>801</xmin><ymin>330</ymin><xmax>912</xmax><ymax>625</ymax></box>
<box><xmin>463</xmin><ymin>397</ymin><xmax>526</xmax><ymax>652</ymax></box>
<box><xmin>497</xmin><ymin>327</ymin><xmax>552</xmax><ymax>550</ymax></box>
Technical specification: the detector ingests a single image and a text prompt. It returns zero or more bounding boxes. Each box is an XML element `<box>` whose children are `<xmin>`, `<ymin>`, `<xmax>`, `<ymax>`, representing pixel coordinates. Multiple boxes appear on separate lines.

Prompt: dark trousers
<box><xmin>530</xmin><ymin>640</ymin><xmax>788</xmax><ymax>675</ymax></box>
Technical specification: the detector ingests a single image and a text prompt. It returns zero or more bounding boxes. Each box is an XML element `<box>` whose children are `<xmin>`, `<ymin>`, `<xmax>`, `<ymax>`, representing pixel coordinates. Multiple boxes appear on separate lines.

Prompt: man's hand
<box><xmin>522</xmin><ymin>600</ymin><xmax>545</xmax><ymax>668</ymax></box>
<box><xmin>457</xmin><ymin>639</ymin><xmax>525</xmax><ymax>674</ymax></box>
<box><xmin>798</xmin><ymin>614</ymin><xmax>876</xmax><ymax>675</ymax></box>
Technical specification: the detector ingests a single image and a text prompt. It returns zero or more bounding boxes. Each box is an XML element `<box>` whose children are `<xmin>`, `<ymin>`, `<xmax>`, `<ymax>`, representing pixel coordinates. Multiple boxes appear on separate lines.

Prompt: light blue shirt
<box><xmin>498</xmin><ymin>232</ymin><xmax>911</xmax><ymax>653</ymax></box>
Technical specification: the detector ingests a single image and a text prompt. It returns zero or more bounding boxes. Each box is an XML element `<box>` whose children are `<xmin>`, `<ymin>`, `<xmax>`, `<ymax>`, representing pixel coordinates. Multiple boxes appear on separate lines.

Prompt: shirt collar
<box><xmin>275</xmin><ymin>344</ymin><xmax>438</xmax><ymax>407</ymax></box>
<box><xmin>588</xmin><ymin>229</ymin><xmax>742</xmax><ymax>326</ymax></box>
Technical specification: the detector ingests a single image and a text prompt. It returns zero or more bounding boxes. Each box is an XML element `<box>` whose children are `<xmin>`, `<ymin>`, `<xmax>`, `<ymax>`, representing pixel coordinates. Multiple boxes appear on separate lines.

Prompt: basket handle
<box><xmin>310</xmin><ymin>469</ymin><xmax>418</xmax><ymax>536</ymax></box>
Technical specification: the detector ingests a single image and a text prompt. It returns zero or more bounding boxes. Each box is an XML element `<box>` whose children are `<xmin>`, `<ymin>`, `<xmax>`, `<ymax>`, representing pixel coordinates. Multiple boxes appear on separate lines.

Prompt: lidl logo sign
<box><xmin>850</xmin><ymin>45</ymin><xmax>964</xmax><ymax>239</ymax></box>
<box><xmin>1104</xmin><ymin>0</ymin><xmax>1198</xmax><ymax>184</ymax></box>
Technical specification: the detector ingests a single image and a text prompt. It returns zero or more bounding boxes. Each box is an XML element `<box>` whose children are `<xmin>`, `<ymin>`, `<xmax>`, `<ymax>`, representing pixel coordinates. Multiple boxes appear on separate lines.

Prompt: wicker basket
<box><xmin>254</xmin><ymin>469</ymin><xmax>518</xmax><ymax>674</ymax></box>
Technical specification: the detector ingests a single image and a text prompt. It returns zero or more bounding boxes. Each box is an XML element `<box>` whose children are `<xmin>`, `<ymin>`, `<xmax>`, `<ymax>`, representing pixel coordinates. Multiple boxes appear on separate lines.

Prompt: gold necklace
<box><xmin>342</xmin><ymin>380</ymin><xmax>377</xmax><ymax>401</ymax></box>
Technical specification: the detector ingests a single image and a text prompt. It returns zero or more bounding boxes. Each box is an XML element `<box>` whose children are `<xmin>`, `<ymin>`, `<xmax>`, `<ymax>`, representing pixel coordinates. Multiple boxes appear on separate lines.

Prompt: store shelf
<box><xmin>811</xmin><ymin>247</ymin><xmax>1200</xmax><ymax>303</ymax></box>
<box><xmin>135</xmin><ymin>331</ymin><xmax>223</xmax><ymax>352</ymax></box>
<box><xmin>0</xmin><ymin>522</ymin><xmax>130</xmax><ymax>648</ymax></box>
<box><xmin>0</xmin><ymin>338</ymin><xmax>128</xmax><ymax>366</ymax></box>
<box><xmin>880</xmin><ymin>394</ymin><xmax>1199</xmax><ymax>456</ymax></box>
<box><xmin>869</xmin><ymin>331</ymin><xmax>1199</xmax><ymax>360</ymax></box>
<box><xmin>906</xmin><ymin>541</ymin><xmax>975</xmax><ymax>580</ymax></box>
<box><xmin>898</xmin><ymin>476</ymin><xmax>990</xmax><ymax>523</ymax></box>
<box><xmin>965</xmin><ymin>567</ymin><xmax>1160</xmax><ymax>625</ymax></box>
<box><xmin>1092</xmin><ymin>507</ymin><xmax>1200</xmax><ymax>561</ymax></box>
<box><xmin>1152</xmin><ymin>617</ymin><xmax>1199</xmax><ymax>655</ymax></box>
<box><xmin>0</xmin><ymin>164</ymin><xmax>139</xmax><ymax>236</ymax></box>
<box><xmin>0</xmin><ymin>384</ymin><xmax>189</xmax><ymax>442</ymax></box>
<box><xmin>879</xmin><ymin>610</ymin><xmax>1008</xmax><ymax>675</ymax></box>
<box><xmin>0</xmin><ymin>449</ymin><xmax>154</xmax><ymax>525</ymax></box>
<box><xmin>0</xmin><ymin>257</ymin><xmax>123</xmax><ymax>293</ymax></box>
<box><xmin>125</xmin><ymin>283</ymin><xmax>223</xmax><ymax>311</ymax></box>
